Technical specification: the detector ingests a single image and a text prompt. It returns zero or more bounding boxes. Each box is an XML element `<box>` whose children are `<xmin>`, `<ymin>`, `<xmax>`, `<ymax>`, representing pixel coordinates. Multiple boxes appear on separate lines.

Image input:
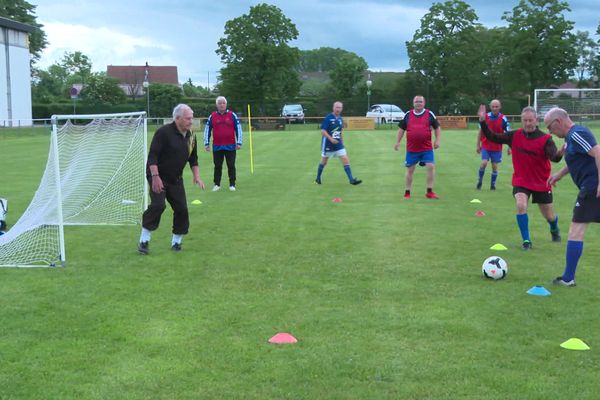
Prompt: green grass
<box><xmin>1</xmin><ymin>124</ymin><xmax>600</xmax><ymax>399</ymax></box>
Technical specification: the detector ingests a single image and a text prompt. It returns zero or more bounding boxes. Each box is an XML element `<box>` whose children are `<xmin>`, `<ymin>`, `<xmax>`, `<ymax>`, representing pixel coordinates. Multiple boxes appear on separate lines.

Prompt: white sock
<box><xmin>172</xmin><ymin>234</ymin><xmax>183</xmax><ymax>245</ymax></box>
<box><xmin>140</xmin><ymin>228</ymin><xmax>151</xmax><ymax>243</ymax></box>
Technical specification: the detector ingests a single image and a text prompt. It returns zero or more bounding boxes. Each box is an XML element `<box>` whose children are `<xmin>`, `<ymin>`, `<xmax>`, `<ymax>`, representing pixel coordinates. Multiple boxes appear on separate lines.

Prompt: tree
<box><xmin>31</xmin><ymin>51</ymin><xmax>95</xmax><ymax>103</ymax></box>
<box><xmin>328</xmin><ymin>53</ymin><xmax>368</xmax><ymax>98</ymax></box>
<box><xmin>502</xmin><ymin>0</ymin><xmax>577</xmax><ymax>93</ymax></box>
<box><xmin>406</xmin><ymin>0</ymin><xmax>481</xmax><ymax>104</ymax></box>
<box><xmin>472</xmin><ymin>26</ymin><xmax>510</xmax><ymax>99</ymax></box>
<box><xmin>80</xmin><ymin>73</ymin><xmax>126</xmax><ymax>105</ymax></box>
<box><xmin>31</xmin><ymin>64</ymin><xmax>70</xmax><ymax>102</ymax></box>
<box><xmin>182</xmin><ymin>78</ymin><xmax>212</xmax><ymax>97</ymax></box>
<box><xmin>148</xmin><ymin>84</ymin><xmax>182</xmax><ymax>118</ymax></box>
<box><xmin>216</xmin><ymin>3</ymin><xmax>301</xmax><ymax>113</ymax></box>
<box><xmin>298</xmin><ymin>48</ymin><xmax>362</xmax><ymax>72</ymax></box>
<box><xmin>572</xmin><ymin>31</ymin><xmax>597</xmax><ymax>87</ymax></box>
<box><xmin>59</xmin><ymin>51</ymin><xmax>92</xmax><ymax>85</ymax></box>
<box><xmin>0</xmin><ymin>0</ymin><xmax>47</xmax><ymax>63</ymax></box>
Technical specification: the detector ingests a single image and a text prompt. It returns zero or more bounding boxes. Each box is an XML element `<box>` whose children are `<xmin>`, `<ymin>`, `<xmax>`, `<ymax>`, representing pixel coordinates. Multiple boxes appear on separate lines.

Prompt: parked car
<box><xmin>366</xmin><ymin>104</ymin><xmax>405</xmax><ymax>124</ymax></box>
<box><xmin>281</xmin><ymin>104</ymin><xmax>305</xmax><ymax>123</ymax></box>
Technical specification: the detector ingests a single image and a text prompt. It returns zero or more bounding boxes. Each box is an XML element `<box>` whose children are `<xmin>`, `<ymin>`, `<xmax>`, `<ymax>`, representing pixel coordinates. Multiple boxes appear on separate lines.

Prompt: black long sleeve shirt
<box><xmin>147</xmin><ymin>122</ymin><xmax>198</xmax><ymax>184</ymax></box>
<box><xmin>479</xmin><ymin>120</ymin><xmax>562</xmax><ymax>162</ymax></box>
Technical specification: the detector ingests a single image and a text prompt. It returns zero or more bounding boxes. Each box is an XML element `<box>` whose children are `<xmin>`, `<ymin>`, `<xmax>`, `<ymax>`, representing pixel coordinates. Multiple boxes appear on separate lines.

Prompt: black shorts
<box><xmin>572</xmin><ymin>191</ymin><xmax>600</xmax><ymax>223</ymax></box>
<box><xmin>513</xmin><ymin>186</ymin><xmax>553</xmax><ymax>204</ymax></box>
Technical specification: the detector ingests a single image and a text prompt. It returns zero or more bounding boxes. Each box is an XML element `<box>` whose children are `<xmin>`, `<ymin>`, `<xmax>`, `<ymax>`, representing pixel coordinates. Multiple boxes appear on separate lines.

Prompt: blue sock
<box><xmin>548</xmin><ymin>215</ymin><xmax>559</xmax><ymax>232</ymax></box>
<box><xmin>516</xmin><ymin>213</ymin><xmax>530</xmax><ymax>242</ymax></box>
<box><xmin>491</xmin><ymin>171</ymin><xmax>498</xmax><ymax>186</ymax></box>
<box><xmin>343</xmin><ymin>165</ymin><xmax>354</xmax><ymax>181</ymax></box>
<box><xmin>478</xmin><ymin>167</ymin><xmax>485</xmax><ymax>183</ymax></box>
<box><xmin>316</xmin><ymin>163</ymin><xmax>325</xmax><ymax>181</ymax></box>
<box><xmin>563</xmin><ymin>240</ymin><xmax>583</xmax><ymax>282</ymax></box>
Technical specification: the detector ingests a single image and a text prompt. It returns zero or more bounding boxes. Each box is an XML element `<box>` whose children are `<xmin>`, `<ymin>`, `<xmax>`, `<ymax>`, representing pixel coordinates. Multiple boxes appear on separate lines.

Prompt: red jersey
<box><xmin>511</xmin><ymin>129</ymin><xmax>552</xmax><ymax>192</ymax></box>
<box><xmin>209</xmin><ymin>111</ymin><xmax>237</xmax><ymax>146</ymax></box>
<box><xmin>406</xmin><ymin>109</ymin><xmax>433</xmax><ymax>152</ymax></box>
<box><xmin>480</xmin><ymin>113</ymin><xmax>505</xmax><ymax>152</ymax></box>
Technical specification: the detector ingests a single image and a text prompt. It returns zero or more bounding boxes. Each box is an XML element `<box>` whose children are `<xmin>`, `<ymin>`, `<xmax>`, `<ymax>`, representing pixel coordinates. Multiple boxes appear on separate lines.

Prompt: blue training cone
<box><xmin>527</xmin><ymin>285</ymin><xmax>551</xmax><ymax>296</ymax></box>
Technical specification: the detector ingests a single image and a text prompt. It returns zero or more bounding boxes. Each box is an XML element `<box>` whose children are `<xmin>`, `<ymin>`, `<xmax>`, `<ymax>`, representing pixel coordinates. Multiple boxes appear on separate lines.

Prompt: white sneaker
<box><xmin>212</xmin><ymin>185</ymin><xmax>220</xmax><ymax>192</ymax></box>
<box><xmin>229</xmin><ymin>186</ymin><xmax>236</xmax><ymax>192</ymax></box>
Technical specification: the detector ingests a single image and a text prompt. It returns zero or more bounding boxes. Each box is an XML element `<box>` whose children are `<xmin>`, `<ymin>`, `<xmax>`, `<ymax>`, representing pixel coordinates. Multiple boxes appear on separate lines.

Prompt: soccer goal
<box><xmin>534</xmin><ymin>88</ymin><xmax>600</xmax><ymax>122</ymax></box>
<box><xmin>0</xmin><ymin>112</ymin><xmax>147</xmax><ymax>268</ymax></box>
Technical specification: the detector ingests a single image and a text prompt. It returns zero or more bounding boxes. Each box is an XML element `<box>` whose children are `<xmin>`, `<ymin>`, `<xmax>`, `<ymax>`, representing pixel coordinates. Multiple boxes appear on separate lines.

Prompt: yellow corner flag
<box><xmin>247</xmin><ymin>104</ymin><xmax>254</xmax><ymax>174</ymax></box>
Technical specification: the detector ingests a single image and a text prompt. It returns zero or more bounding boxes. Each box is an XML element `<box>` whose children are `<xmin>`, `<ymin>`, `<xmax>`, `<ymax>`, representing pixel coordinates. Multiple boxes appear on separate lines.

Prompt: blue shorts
<box><xmin>481</xmin><ymin>149</ymin><xmax>502</xmax><ymax>164</ymax></box>
<box><xmin>405</xmin><ymin>150</ymin><xmax>434</xmax><ymax>167</ymax></box>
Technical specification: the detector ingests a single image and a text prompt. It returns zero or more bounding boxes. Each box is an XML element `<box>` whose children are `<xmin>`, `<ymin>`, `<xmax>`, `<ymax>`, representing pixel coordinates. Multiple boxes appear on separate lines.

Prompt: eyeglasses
<box><xmin>547</xmin><ymin>118</ymin><xmax>559</xmax><ymax>131</ymax></box>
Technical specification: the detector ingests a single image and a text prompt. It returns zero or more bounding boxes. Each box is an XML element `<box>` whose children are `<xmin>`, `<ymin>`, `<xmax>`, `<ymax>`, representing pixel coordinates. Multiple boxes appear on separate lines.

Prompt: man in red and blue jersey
<box><xmin>478</xmin><ymin>105</ymin><xmax>564</xmax><ymax>250</ymax></box>
<box><xmin>476</xmin><ymin>99</ymin><xmax>511</xmax><ymax>190</ymax></box>
<box><xmin>204</xmin><ymin>96</ymin><xmax>242</xmax><ymax>192</ymax></box>
<box><xmin>394</xmin><ymin>95</ymin><xmax>441</xmax><ymax>199</ymax></box>
<box><xmin>546</xmin><ymin>107</ymin><xmax>600</xmax><ymax>287</ymax></box>
<box><xmin>315</xmin><ymin>101</ymin><xmax>362</xmax><ymax>185</ymax></box>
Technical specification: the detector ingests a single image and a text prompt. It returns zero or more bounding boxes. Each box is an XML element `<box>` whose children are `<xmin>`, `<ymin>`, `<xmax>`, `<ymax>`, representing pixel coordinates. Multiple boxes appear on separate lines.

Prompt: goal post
<box><xmin>0</xmin><ymin>111</ymin><xmax>147</xmax><ymax>268</ymax></box>
<box><xmin>534</xmin><ymin>88</ymin><xmax>600</xmax><ymax>122</ymax></box>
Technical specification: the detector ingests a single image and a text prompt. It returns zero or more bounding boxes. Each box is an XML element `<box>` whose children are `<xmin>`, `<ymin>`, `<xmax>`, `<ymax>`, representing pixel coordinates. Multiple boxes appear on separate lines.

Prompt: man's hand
<box><xmin>151</xmin><ymin>175</ymin><xmax>164</xmax><ymax>193</ymax></box>
<box><xmin>547</xmin><ymin>173</ymin><xmax>562</xmax><ymax>187</ymax></box>
<box><xmin>329</xmin><ymin>138</ymin><xmax>339</xmax><ymax>144</ymax></box>
<box><xmin>204</xmin><ymin>145</ymin><xmax>210</xmax><ymax>152</ymax></box>
<box><xmin>194</xmin><ymin>176</ymin><xmax>205</xmax><ymax>190</ymax></box>
<box><xmin>394</xmin><ymin>143</ymin><xmax>401</xmax><ymax>151</ymax></box>
<box><xmin>477</xmin><ymin>104</ymin><xmax>486</xmax><ymax>121</ymax></box>
<box><xmin>433</xmin><ymin>140</ymin><xmax>440</xmax><ymax>149</ymax></box>
<box><xmin>476</xmin><ymin>145</ymin><xmax>481</xmax><ymax>154</ymax></box>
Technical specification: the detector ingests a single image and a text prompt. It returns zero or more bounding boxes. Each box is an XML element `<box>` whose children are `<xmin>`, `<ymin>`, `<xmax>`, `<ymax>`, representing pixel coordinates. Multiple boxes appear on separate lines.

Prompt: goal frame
<box><xmin>0</xmin><ymin>111</ymin><xmax>147</xmax><ymax>268</ymax></box>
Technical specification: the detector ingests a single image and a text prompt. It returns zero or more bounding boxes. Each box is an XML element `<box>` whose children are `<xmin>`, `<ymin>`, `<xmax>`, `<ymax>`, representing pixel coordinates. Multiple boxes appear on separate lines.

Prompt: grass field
<box><xmin>1</xmin><ymin>123</ymin><xmax>600</xmax><ymax>399</ymax></box>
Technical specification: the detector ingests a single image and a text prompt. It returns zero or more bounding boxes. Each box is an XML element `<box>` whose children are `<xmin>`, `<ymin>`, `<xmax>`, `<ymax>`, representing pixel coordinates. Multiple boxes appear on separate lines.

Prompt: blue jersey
<box><xmin>320</xmin><ymin>112</ymin><xmax>344</xmax><ymax>152</ymax></box>
<box><xmin>565</xmin><ymin>125</ymin><xmax>599</xmax><ymax>193</ymax></box>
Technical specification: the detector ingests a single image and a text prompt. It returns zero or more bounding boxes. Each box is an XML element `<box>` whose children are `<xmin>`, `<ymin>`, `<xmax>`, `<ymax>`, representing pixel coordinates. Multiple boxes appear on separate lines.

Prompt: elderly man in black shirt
<box><xmin>138</xmin><ymin>104</ymin><xmax>205</xmax><ymax>254</ymax></box>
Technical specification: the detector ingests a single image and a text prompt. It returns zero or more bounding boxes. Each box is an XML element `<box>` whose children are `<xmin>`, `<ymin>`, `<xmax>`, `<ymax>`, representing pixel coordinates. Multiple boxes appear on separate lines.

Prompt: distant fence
<box><xmin>4</xmin><ymin>113</ymin><xmax>600</xmax><ymax>132</ymax></box>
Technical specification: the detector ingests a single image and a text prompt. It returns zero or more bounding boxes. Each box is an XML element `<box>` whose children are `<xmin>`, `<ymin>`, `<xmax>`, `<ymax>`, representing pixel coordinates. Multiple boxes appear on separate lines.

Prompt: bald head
<box><xmin>332</xmin><ymin>101</ymin><xmax>343</xmax><ymax>116</ymax></box>
<box><xmin>490</xmin><ymin>99</ymin><xmax>501</xmax><ymax>115</ymax></box>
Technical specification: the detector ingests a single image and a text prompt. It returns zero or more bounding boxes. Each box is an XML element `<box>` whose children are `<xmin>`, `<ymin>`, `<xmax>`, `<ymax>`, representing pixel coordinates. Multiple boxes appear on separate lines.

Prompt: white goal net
<box><xmin>534</xmin><ymin>88</ymin><xmax>600</xmax><ymax>122</ymax></box>
<box><xmin>0</xmin><ymin>112</ymin><xmax>147</xmax><ymax>268</ymax></box>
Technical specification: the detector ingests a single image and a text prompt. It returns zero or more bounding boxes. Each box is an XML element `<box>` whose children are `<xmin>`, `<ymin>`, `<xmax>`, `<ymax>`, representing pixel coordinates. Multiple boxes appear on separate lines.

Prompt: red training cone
<box><xmin>475</xmin><ymin>210</ymin><xmax>486</xmax><ymax>217</ymax></box>
<box><xmin>332</xmin><ymin>197</ymin><xmax>343</xmax><ymax>203</ymax></box>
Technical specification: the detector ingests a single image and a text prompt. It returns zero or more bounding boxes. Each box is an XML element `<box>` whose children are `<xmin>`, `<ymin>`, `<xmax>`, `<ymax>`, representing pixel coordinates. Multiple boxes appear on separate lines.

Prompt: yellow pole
<box><xmin>247</xmin><ymin>104</ymin><xmax>254</xmax><ymax>174</ymax></box>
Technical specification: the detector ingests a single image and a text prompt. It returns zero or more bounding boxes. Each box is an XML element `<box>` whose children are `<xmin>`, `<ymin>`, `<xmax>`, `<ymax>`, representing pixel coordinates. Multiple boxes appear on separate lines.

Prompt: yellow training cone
<box><xmin>470</xmin><ymin>199</ymin><xmax>482</xmax><ymax>203</ymax></box>
<box><xmin>490</xmin><ymin>243</ymin><xmax>508</xmax><ymax>250</ymax></box>
<box><xmin>191</xmin><ymin>199</ymin><xmax>202</xmax><ymax>205</ymax></box>
<box><xmin>560</xmin><ymin>338</ymin><xmax>590</xmax><ymax>351</ymax></box>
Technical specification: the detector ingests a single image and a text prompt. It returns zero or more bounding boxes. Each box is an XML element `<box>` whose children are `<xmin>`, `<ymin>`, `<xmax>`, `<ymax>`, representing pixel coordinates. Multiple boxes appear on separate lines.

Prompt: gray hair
<box><xmin>216</xmin><ymin>96</ymin><xmax>227</xmax><ymax>105</ymax></box>
<box><xmin>545</xmin><ymin>107</ymin><xmax>568</xmax><ymax>121</ymax></box>
<box><xmin>521</xmin><ymin>106</ymin><xmax>537</xmax><ymax>115</ymax></box>
<box><xmin>173</xmin><ymin>104</ymin><xmax>191</xmax><ymax>119</ymax></box>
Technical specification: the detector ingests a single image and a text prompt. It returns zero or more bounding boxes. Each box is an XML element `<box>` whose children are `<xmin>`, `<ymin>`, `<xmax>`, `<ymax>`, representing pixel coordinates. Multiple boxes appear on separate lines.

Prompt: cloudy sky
<box><xmin>32</xmin><ymin>0</ymin><xmax>598</xmax><ymax>86</ymax></box>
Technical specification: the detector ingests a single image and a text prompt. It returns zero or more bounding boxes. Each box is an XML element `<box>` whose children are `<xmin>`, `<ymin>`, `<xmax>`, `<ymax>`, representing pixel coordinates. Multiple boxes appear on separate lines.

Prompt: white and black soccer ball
<box><xmin>482</xmin><ymin>256</ymin><xmax>508</xmax><ymax>280</ymax></box>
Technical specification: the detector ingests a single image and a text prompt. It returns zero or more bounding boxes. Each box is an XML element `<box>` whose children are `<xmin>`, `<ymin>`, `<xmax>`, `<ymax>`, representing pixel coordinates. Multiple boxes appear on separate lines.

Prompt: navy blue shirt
<box><xmin>565</xmin><ymin>125</ymin><xmax>599</xmax><ymax>193</ymax></box>
<box><xmin>321</xmin><ymin>112</ymin><xmax>344</xmax><ymax>152</ymax></box>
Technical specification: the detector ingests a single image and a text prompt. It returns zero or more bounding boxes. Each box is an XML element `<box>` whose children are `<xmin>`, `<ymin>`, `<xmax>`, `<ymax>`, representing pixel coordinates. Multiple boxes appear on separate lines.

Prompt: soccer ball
<box><xmin>482</xmin><ymin>256</ymin><xmax>508</xmax><ymax>280</ymax></box>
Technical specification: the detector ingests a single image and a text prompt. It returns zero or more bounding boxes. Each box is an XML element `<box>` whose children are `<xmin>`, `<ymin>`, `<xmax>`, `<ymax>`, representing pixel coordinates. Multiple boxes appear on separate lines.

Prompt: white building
<box><xmin>0</xmin><ymin>17</ymin><xmax>34</xmax><ymax>127</ymax></box>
